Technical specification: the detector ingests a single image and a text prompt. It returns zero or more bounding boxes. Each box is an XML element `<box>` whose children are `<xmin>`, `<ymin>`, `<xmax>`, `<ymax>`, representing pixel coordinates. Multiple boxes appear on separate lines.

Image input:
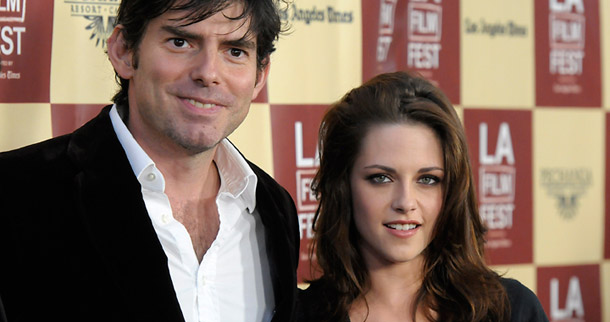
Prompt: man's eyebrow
<box><xmin>161</xmin><ymin>25</ymin><xmax>202</xmax><ymax>41</ymax></box>
<box><xmin>223</xmin><ymin>36</ymin><xmax>256</xmax><ymax>50</ymax></box>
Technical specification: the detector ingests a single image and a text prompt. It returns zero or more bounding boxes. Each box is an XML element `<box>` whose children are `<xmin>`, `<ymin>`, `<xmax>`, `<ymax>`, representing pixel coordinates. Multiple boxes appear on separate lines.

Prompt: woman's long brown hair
<box><xmin>310</xmin><ymin>71</ymin><xmax>509</xmax><ymax>321</ymax></box>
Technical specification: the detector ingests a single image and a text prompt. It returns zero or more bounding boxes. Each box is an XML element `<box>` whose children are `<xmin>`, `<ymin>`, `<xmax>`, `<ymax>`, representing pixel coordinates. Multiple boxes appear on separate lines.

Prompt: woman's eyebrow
<box><xmin>418</xmin><ymin>166</ymin><xmax>444</xmax><ymax>173</ymax></box>
<box><xmin>363</xmin><ymin>164</ymin><xmax>397</xmax><ymax>173</ymax></box>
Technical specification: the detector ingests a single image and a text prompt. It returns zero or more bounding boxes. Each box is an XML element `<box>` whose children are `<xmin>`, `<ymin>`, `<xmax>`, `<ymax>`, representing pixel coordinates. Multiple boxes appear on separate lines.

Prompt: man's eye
<box><xmin>229</xmin><ymin>48</ymin><xmax>245</xmax><ymax>57</ymax></box>
<box><xmin>171</xmin><ymin>38</ymin><xmax>188</xmax><ymax>48</ymax></box>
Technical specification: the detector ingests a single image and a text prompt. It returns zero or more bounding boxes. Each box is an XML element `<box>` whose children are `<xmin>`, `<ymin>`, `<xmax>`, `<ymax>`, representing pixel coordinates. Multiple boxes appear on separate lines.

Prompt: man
<box><xmin>0</xmin><ymin>0</ymin><xmax>299</xmax><ymax>321</ymax></box>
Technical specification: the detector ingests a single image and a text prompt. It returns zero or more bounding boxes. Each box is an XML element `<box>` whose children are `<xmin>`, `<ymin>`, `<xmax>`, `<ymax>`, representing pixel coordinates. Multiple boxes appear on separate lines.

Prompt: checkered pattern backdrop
<box><xmin>1</xmin><ymin>1</ymin><xmax>608</xmax><ymax>320</ymax></box>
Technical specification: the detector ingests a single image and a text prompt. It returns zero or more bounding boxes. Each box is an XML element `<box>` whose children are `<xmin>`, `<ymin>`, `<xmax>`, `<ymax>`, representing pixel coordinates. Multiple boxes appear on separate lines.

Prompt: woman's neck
<box><xmin>348</xmin><ymin>256</ymin><xmax>430</xmax><ymax>322</ymax></box>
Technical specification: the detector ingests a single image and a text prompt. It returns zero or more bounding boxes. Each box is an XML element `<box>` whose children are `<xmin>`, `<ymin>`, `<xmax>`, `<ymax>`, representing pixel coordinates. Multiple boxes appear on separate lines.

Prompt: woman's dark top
<box><xmin>296</xmin><ymin>277</ymin><xmax>549</xmax><ymax>322</ymax></box>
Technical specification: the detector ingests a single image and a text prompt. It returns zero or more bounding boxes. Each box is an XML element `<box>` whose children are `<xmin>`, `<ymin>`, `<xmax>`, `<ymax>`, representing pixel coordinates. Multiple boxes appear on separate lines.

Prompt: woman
<box><xmin>297</xmin><ymin>71</ymin><xmax>548</xmax><ymax>322</ymax></box>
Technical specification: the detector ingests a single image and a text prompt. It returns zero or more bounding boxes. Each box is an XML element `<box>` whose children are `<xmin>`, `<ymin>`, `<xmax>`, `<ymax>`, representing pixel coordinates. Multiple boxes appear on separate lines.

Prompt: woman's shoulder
<box><xmin>297</xmin><ymin>279</ymin><xmax>349</xmax><ymax>322</ymax></box>
<box><xmin>298</xmin><ymin>279</ymin><xmax>327</xmax><ymax>307</ymax></box>
<box><xmin>500</xmin><ymin>277</ymin><xmax>549</xmax><ymax>322</ymax></box>
<box><xmin>297</xmin><ymin>280</ymin><xmax>330</xmax><ymax>321</ymax></box>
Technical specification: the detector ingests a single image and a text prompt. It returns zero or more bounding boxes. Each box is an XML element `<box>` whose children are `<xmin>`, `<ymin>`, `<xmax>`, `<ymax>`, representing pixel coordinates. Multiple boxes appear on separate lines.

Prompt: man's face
<box><xmin>114</xmin><ymin>3</ymin><xmax>267</xmax><ymax>155</ymax></box>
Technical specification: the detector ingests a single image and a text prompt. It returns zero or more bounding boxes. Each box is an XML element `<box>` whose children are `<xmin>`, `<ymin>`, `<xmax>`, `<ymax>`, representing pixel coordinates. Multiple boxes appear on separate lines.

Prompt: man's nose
<box><xmin>191</xmin><ymin>48</ymin><xmax>220</xmax><ymax>86</ymax></box>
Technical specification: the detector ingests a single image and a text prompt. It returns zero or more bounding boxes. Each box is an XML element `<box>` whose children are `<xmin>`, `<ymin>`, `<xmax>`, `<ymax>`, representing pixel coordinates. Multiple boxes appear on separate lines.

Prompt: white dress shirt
<box><xmin>109</xmin><ymin>105</ymin><xmax>275</xmax><ymax>322</ymax></box>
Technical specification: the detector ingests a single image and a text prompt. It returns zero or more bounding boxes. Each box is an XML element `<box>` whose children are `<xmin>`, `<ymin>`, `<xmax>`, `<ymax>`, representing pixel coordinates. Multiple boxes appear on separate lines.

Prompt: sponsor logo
<box><xmin>64</xmin><ymin>0</ymin><xmax>119</xmax><ymax>48</ymax></box>
<box><xmin>464</xmin><ymin>18</ymin><xmax>528</xmax><ymax>37</ymax></box>
<box><xmin>279</xmin><ymin>4</ymin><xmax>353</xmax><ymax>25</ymax></box>
<box><xmin>541</xmin><ymin>167</ymin><xmax>591</xmax><ymax>219</ymax></box>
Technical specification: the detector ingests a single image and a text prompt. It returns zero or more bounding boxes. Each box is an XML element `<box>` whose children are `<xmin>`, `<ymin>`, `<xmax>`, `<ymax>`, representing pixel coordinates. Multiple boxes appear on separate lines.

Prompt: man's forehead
<box><xmin>156</xmin><ymin>2</ymin><xmax>253</xmax><ymax>35</ymax></box>
<box><xmin>165</xmin><ymin>1</ymin><xmax>248</xmax><ymax>25</ymax></box>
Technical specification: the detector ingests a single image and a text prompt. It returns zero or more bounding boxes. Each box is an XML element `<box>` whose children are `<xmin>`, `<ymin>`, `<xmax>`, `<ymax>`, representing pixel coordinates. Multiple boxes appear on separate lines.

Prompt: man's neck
<box><xmin>154</xmin><ymin>144</ymin><xmax>220</xmax><ymax>200</ymax></box>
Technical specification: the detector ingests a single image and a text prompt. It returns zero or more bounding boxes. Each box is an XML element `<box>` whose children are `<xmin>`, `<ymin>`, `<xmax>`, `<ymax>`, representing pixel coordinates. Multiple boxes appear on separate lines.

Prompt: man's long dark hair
<box><xmin>310</xmin><ymin>71</ymin><xmax>509</xmax><ymax>321</ymax></box>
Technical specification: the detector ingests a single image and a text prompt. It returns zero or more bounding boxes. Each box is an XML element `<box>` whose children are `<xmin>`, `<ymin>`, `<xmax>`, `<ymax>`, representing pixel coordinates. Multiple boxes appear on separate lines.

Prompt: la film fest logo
<box><xmin>375</xmin><ymin>0</ymin><xmax>444</xmax><ymax>69</ymax></box>
<box><xmin>64</xmin><ymin>0</ymin><xmax>119</xmax><ymax>49</ymax></box>
<box><xmin>376</xmin><ymin>0</ymin><xmax>397</xmax><ymax>62</ymax></box>
<box><xmin>0</xmin><ymin>0</ymin><xmax>25</xmax><ymax>22</ymax></box>
<box><xmin>478</xmin><ymin>122</ymin><xmax>516</xmax><ymax>239</ymax></box>
<box><xmin>406</xmin><ymin>0</ymin><xmax>442</xmax><ymax>70</ymax></box>
<box><xmin>550</xmin><ymin>275</ymin><xmax>585</xmax><ymax>321</ymax></box>
<box><xmin>541</xmin><ymin>168</ymin><xmax>591</xmax><ymax>219</ymax></box>
<box><xmin>294</xmin><ymin>121</ymin><xmax>319</xmax><ymax>241</ymax></box>
<box><xmin>0</xmin><ymin>0</ymin><xmax>26</xmax><ymax>80</ymax></box>
<box><xmin>537</xmin><ymin>265</ymin><xmax>602</xmax><ymax>322</ymax></box>
<box><xmin>549</xmin><ymin>0</ymin><xmax>585</xmax><ymax>94</ymax></box>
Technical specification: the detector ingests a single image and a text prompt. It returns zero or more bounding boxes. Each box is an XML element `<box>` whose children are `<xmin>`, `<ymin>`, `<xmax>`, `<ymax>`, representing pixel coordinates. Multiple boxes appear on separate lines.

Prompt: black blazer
<box><xmin>0</xmin><ymin>106</ymin><xmax>299</xmax><ymax>322</ymax></box>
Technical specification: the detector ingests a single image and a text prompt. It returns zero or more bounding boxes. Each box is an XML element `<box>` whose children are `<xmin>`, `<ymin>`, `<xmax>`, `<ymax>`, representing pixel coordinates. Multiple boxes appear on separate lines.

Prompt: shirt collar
<box><xmin>109</xmin><ymin>104</ymin><xmax>257</xmax><ymax>211</ymax></box>
<box><xmin>214</xmin><ymin>139</ymin><xmax>258</xmax><ymax>214</ymax></box>
<box><xmin>109</xmin><ymin>104</ymin><xmax>162</xmax><ymax>184</ymax></box>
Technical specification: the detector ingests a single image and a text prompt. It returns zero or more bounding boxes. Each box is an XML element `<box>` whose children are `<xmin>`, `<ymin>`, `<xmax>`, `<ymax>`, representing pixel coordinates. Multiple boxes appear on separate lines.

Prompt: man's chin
<box><xmin>174</xmin><ymin>137</ymin><xmax>221</xmax><ymax>155</ymax></box>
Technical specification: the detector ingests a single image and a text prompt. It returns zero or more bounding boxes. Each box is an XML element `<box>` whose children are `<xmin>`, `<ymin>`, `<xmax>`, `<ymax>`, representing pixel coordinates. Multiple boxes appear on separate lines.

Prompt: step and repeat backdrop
<box><xmin>1</xmin><ymin>0</ymin><xmax>609</xmax><ymax>320</ymax></box>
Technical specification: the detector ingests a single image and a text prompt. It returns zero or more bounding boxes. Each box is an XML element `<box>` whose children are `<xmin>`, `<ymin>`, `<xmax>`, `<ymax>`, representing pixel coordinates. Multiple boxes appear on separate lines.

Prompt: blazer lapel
<box><xmin>68</xmin><ymin>106</ymin><xmax>185</xmax><ymax>321</ymax></box>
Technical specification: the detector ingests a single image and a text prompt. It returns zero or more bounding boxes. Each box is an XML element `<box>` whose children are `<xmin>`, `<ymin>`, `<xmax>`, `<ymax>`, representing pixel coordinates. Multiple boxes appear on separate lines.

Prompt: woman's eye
<box><xmin>419</xmin><ymin>176</ymin><xmax>440</xmax><ymax>185</ymax></box>
<box><xmin>368</xmin><ymin>174</ymin><xmax>391</xmax><ymax>184</ymax></box>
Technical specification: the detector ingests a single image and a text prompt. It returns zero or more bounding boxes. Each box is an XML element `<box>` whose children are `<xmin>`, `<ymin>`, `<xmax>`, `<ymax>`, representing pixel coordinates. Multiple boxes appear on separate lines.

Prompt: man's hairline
<box><xmin>119</xmin><ymin>9</ymin><xmax>269</xmax><ymax>73</ymax></box>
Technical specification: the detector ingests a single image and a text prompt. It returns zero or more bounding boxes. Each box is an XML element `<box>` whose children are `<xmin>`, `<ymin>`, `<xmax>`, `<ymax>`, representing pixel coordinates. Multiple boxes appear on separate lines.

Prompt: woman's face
<box><xmin>350</xmin><ymin>122</ymin><xmax>444</xmax><ymax>269</ymax></box>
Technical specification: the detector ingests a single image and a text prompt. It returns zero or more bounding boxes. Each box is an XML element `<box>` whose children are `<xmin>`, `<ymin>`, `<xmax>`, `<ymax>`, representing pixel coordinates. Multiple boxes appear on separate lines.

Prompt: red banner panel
<box><xmin>270</xmin><ymin>104</ymin><xmax>328</xmax><ymax>283</ymax></box>
<box><xmin>606</xmin><ymin>113</ymin><xmax>610</xmax><ymax>259</ymax></box>
<box><xmin>0</xmin><ymin>0</ymin><xmax>53</xmax><ymax>103</ymax></box>
<box><xmin>537</xmin><ymin>264</ymin><xmax>601</xmax><ymax>322</ymax></box>
<box><xmin>51</xmin><ymin>104</ymin><xmax>106</xmax><ymax>137</ymax></box>
<box><xmin>463</xmin><ymin>109</ymin><xmax>533</xmax><ymax>265</ymax></box>
<box><xmin>535</xmin><ymin>0</ymin><xmax>601</xmax><ymax>107</ymax></box>
<box><xmin>362</xmin><ymin>0</ymin><xmax>460</xmax><ymax>104</ymax></box>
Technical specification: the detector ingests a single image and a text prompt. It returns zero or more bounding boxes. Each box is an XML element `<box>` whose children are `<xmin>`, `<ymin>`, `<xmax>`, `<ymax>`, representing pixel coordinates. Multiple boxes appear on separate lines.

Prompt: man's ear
<box><xmin>252</xmin><ymin>58</ymin><xmax>271</xmax><ymax>100</ymax></box>
<box><xmin>107</xmin><ymin>25</ymin><xmax>135</xmax><ymax>80</ymax></box>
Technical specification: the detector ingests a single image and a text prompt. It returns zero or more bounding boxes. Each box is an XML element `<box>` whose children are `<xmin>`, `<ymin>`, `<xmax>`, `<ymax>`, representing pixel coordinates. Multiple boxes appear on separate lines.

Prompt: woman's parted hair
<box><xmin>310</xmin><ymin>71</ymin><xmax>508</xmax><ymax>321</ymax></box>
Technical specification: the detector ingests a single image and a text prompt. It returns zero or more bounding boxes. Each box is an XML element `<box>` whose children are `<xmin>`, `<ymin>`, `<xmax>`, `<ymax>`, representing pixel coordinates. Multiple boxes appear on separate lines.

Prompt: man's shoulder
<box><xmin>0</xmin><ymin>106</ymin><xmax>115</xmax><ymax>180</ymax></box>
<box><xmin>247</xmin><ymin>159</ymin><xmax>275</xmax><ymax>186</ymax></box>
<box><xmin>0</xmin><ymin>105</ymin><xmax>112</xmax><ymax>167</ymax></box>
<box><xmin>0</xmin><ymin>134</ymin><xmax>72</xmax><ymax>170</ymax></box>
<box><xmin>246</xmin><ymin>159</ymin><xmax>293</xmax><ymax>204</ymax></box>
